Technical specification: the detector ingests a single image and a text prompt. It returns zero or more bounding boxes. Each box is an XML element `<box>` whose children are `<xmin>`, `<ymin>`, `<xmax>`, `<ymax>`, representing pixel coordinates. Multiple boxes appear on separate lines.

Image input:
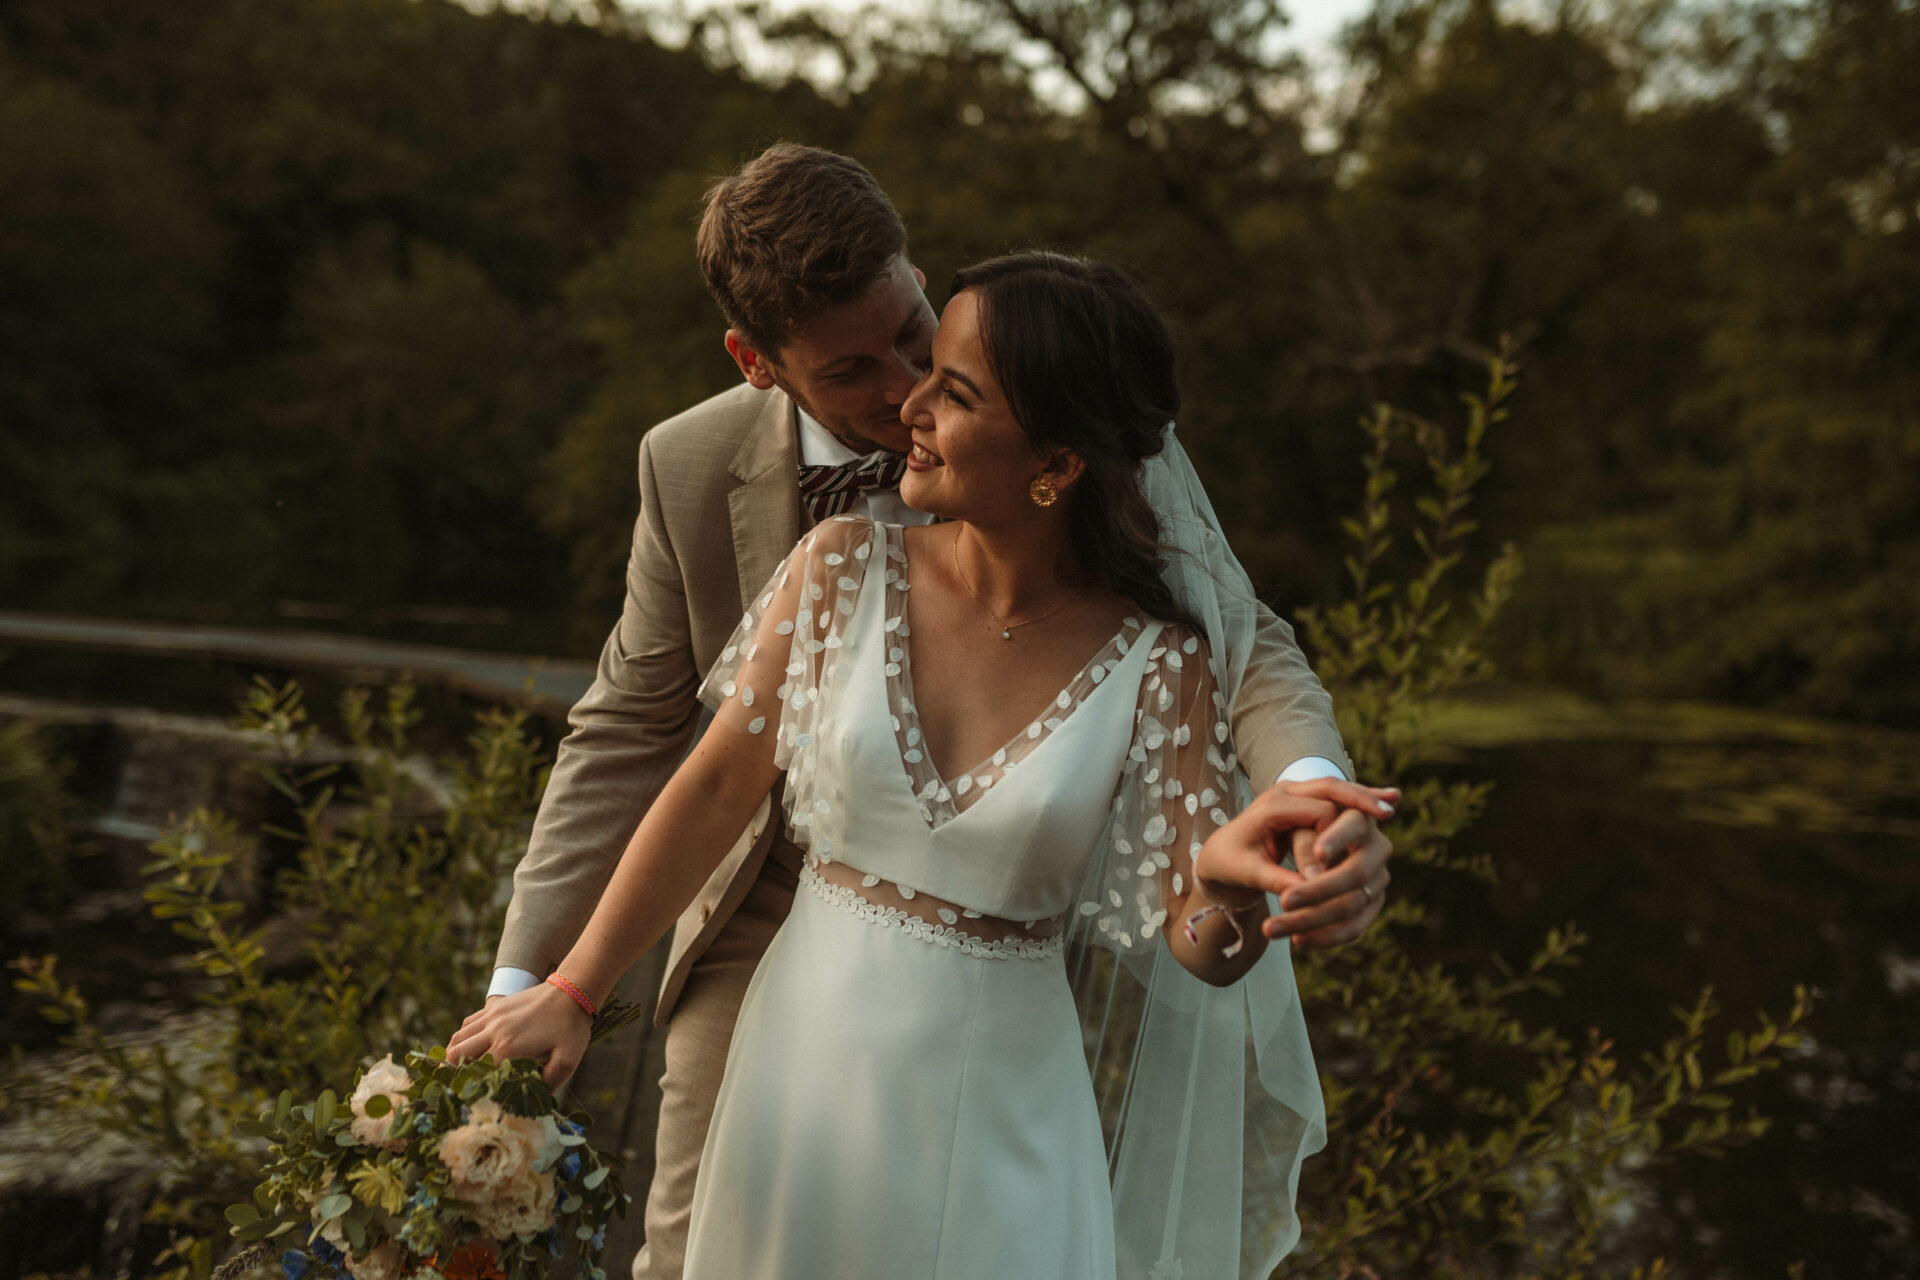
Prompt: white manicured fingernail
<box><xmin>1377</xmin><ymin>801</ymin><xmax>1394</xmax><ymax>816</ymax></box>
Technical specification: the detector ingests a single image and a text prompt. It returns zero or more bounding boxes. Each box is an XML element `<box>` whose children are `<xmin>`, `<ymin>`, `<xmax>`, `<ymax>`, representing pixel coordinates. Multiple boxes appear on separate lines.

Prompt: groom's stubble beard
<box><xmin>766</xmin><ymin>363</ymin><xmax>908</xmax><ymax>458</ymax></box>
<box><xmin>760</xmin><ymin>358</ymin><xmax>910</xmax><ymax>458</ymax></box>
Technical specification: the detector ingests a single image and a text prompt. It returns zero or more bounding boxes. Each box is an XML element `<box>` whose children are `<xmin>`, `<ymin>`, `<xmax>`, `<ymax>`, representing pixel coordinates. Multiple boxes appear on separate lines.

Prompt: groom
<box><xmin>475</xmin><ymin>143</ymin><xmax>1393</xmax><ymax>1279</ymax></box>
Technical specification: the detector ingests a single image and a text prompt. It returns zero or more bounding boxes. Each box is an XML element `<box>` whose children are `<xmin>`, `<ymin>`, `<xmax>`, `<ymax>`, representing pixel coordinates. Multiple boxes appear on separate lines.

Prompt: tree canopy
<box><xmin>1</xmin><ymin>0</ymin><xmax>1912</xmax><ymax>722</ymax></box>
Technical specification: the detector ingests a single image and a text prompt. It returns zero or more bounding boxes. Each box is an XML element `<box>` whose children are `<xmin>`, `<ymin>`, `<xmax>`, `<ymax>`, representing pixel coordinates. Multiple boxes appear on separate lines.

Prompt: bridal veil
<box><xmin>1064</xmin><ymin>424</ymin><xmax>1327</xmax><ymax>1280</ymax></box>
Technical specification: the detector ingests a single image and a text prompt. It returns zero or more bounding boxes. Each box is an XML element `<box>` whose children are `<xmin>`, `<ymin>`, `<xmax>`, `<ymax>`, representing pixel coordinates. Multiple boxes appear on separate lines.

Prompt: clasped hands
<box><xmin>1192</xmin><ymin>777</ymin><xmax>1398</xmax><ymax>948</ymax></box>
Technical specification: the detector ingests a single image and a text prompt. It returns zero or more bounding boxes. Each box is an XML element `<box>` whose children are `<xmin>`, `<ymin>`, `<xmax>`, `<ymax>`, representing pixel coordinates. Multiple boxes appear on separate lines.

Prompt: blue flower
<box><xmin>558</xmin><ymin>1149</ymin><xmax>582</xmax><ymax>1181</ymax></box>
<box><xmin>545</xmin><ymin>1229</ymin><xmax>564</xmax><ymax>1259</ymax></box>
<box><xmin>312</xmin><ymin>1238</ymin><xmax>346</xmax><ymax>1268</ymax></box>
<box><xmin>280</xmin><ymin>1250</ymin><xmax>311</xmax><ymax>1280</ymax></box>
<box><xmin>590</xmin><ymin>1227</ymin><xmax>606</xmax><ymax>1252</ymax></box>
<box><xmin>414</xmin><ymin>1112</ymin><xmax>434</xmax><ymax>1132</ymax></box>
<box><xmin>557</xmin><ymin>1117</ymin><xmax>584</xmax><ymax>1136</ymax></box>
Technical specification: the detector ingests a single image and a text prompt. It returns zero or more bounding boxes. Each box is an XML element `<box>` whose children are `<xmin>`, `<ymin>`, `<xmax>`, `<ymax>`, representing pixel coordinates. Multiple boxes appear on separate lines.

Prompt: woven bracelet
<box><xmin>545</xmin><ymin>973</ymin><xmax>599</xmax><ymax>1024</ymax></box>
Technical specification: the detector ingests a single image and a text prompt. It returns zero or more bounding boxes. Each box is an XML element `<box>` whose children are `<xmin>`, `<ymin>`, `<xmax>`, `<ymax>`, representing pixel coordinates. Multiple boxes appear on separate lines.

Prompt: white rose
<box><xmin>348</xmin><ymin>1054</ymin><xmax>412</xmax><ymax>1151</ymax></box>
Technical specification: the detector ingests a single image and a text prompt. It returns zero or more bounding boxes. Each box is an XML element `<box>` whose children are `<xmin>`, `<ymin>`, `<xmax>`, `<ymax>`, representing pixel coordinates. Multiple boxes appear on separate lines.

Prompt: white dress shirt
<box><xmin>489</xmin><ymin>411</ymin><xmax>1339</xmax><ymax>998</ymax></box>
<box><xmin>795</xmin><ymin>408</ymin><xmax>929</xmax><ymax>527</ymax></box>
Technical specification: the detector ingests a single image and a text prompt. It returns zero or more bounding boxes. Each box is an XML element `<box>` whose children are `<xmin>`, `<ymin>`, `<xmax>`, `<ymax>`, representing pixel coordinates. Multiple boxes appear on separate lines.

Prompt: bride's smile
<box><xmin>895</xmin><ymin>288</ymin><xmax>1079</xmax><ymax>526</ymax></box>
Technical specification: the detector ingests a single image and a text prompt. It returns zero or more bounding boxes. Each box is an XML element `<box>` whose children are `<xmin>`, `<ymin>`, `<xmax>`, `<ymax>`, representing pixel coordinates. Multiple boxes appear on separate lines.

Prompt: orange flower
<box><xmin>435</xmin><ymin>1243</ymin><xmax>505</xmax><ymax>1280</ymax></box>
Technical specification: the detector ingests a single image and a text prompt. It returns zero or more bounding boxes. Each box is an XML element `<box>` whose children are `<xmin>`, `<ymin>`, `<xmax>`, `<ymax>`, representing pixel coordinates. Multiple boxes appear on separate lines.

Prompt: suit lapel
<box><xmin>727</xmin><ymin>390</ymin><xmax>804</xmax><ymax>612</ymax></box>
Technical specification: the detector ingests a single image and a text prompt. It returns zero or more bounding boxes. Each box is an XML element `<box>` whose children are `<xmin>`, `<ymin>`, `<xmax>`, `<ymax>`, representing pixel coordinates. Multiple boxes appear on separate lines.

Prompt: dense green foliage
<box><xmin>1510</xmin><ymin>0</ymin><xmax>1920</xmax><ymax>720</ymax></box>
<box><xmin>0</xmin><ymin>0</ymin><xmax>804</xmax><ymax>634</ymax></box>
<box><xmin>0</xmin><ymin>0</ymin><xmax>1912</xmax><ymax>718</ymax></box>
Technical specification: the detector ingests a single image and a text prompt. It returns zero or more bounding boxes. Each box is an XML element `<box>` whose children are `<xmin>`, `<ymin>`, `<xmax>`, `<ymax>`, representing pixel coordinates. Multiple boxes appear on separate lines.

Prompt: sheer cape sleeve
<box><xmin>1066</xmin><ymin>627</ymin><xmax>1326</xmax><ymax>1278</ymax></box>
<box><xmin>694</xmin><ymin>515</ymin><xmax>879</xmax><ymax>856</ymax></box>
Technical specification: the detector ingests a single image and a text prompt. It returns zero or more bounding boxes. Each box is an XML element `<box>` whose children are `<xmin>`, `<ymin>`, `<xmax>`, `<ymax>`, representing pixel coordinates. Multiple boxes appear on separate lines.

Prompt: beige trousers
<box><xmin>629</xmin><ymin>851</ymin><xmax>799</xmax><ymax>1280</ymax></box>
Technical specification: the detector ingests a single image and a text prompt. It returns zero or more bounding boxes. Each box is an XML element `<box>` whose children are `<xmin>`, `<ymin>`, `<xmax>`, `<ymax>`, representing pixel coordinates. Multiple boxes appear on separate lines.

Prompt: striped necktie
<box><xmin>796</xmin><ymin>454</ymin><xmax>910</xmax><ymax>523</ymax></box>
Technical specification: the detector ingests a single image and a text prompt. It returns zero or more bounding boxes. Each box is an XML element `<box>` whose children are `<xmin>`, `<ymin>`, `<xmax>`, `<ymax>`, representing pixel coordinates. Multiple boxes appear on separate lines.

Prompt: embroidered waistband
<box><xmin>798</xmin><ymin>863</ymin><xmax>1066</xmax><ymax>962</ymax></box>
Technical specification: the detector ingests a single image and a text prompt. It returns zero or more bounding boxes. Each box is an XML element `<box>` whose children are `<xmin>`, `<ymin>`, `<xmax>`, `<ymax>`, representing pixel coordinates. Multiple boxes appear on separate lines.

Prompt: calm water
<box><xmin>1427</xmin><ymin>706</ymin><xmax>1920</xmax><ymax>1278</ymax></box>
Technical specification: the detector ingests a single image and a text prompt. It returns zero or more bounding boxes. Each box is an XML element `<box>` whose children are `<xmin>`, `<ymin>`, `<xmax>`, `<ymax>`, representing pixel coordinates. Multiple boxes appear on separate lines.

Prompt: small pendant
<box><xmin>1001</xmin><ymin>629</ymin><xmax>1012</xmax><ymax>640</ymax></box>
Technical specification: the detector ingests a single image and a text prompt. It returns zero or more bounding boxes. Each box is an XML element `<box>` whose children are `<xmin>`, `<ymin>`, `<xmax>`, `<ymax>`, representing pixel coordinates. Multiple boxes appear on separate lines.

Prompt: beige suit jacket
<box><xmin>496</xmin><ymin>382</ymin><xmax>1352</xmax><ymax>1028</ymax></box>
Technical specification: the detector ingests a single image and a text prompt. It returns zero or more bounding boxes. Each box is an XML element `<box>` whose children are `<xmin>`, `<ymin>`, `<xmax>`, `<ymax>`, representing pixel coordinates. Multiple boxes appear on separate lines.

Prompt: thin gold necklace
<box><xmin>950</xmin><ymin>533</ymin><xmax>1079</xmax><ymax>640</ymax></box>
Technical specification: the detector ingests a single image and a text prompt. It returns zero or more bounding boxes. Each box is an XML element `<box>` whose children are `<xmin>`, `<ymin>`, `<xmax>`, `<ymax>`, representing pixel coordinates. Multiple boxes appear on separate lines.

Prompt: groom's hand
<box><xmin>1259</xmin><ymin>777</ymin><xmax>1397</xmax><ymax>950</ymax></box>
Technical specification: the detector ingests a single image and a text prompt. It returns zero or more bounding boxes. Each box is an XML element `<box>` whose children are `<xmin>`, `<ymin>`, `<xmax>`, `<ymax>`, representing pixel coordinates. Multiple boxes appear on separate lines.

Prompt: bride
<box><xmin>449</xmin><ymin>252</ymin><xmax>1396</xmax><ymax>1279</ymax></box>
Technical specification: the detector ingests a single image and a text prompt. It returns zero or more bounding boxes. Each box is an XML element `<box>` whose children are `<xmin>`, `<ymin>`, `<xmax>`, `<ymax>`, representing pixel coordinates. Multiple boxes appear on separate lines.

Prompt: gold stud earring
<box><xmin>1029</xmin><ymin>476</ymin><xmax>1058</xmax><ymax>508</ymax></box>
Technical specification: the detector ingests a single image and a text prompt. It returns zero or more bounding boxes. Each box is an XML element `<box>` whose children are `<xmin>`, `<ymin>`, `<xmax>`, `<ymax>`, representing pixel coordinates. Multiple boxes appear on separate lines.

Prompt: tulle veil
<box><xmin>1062</xmin><ymin>424</ymin><xmax>1327</xmax><ymax>1280</ymax></box>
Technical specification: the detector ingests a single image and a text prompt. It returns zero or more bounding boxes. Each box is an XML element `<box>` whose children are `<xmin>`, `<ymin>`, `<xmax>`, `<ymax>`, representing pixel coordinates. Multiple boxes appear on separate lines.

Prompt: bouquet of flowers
<box><xmin>220</xmin><ymin>1044</ymin><xmax>633</xmax><ymax>1280</ymax></box>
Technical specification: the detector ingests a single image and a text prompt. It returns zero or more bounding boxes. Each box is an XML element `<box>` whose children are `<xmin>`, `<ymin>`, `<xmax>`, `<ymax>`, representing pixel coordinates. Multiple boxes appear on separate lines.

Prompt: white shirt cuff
<box><xmin>1276</xmin><ymin>755</ymin><xmax>1347</xmax><ymax>785</ymax></box>
<box><xmin>488</xmin><ymin>966</ymin><xmax>542</xmax><ymax>998</ymax></box>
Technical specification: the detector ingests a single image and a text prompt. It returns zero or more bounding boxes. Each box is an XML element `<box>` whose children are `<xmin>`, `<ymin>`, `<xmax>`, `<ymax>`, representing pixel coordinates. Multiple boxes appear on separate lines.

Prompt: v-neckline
<box><xmin>879</xmin><ymin>526</ymin><xmax>1148</xmax><ymax>828</ymax></box>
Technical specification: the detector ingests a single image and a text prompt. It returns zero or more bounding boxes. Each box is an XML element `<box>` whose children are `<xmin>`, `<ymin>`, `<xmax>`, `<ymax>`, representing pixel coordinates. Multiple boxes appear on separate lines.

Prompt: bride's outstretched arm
<box><xmin>443</xmin><ymin>521</ymin><xmax>888</xmax><ymax>1086</ymax></box>
<box><xmin>447</xmin><ymin>717</ymin><xmax>781</xmax><ymax>1085</ymax></box>
<box><xmin>560</xmin><ymin>719</ymin><xmax>782</xmax><ymax>1001</ymax></box>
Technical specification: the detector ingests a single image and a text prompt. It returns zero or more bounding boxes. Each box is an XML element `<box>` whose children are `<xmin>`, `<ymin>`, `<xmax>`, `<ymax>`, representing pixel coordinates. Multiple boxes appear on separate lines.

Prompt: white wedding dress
<box><xmin>681</xmin><ymin>516</ymin><xmax>1325</xmax><ymax>1280</ymax></box>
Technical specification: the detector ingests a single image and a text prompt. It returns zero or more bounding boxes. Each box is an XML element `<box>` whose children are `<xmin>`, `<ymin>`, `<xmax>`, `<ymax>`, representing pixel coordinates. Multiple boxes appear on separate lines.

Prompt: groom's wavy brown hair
<box><xmin>948</xmin><ymin>252</ymin><xmax>1200</xmax><ymax>631</ymax></box>
<box><xmin>698</xmin><ymin>143</ymin><xmax>909</xmax><ymax>357</ymax></box>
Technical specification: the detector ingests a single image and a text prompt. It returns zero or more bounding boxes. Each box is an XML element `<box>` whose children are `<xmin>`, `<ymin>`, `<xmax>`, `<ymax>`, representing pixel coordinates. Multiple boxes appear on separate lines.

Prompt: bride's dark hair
<box><xmin>948</xmin><ymin>251</ymin><xmax>1198</xmax><ymax>629</ymax></box>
